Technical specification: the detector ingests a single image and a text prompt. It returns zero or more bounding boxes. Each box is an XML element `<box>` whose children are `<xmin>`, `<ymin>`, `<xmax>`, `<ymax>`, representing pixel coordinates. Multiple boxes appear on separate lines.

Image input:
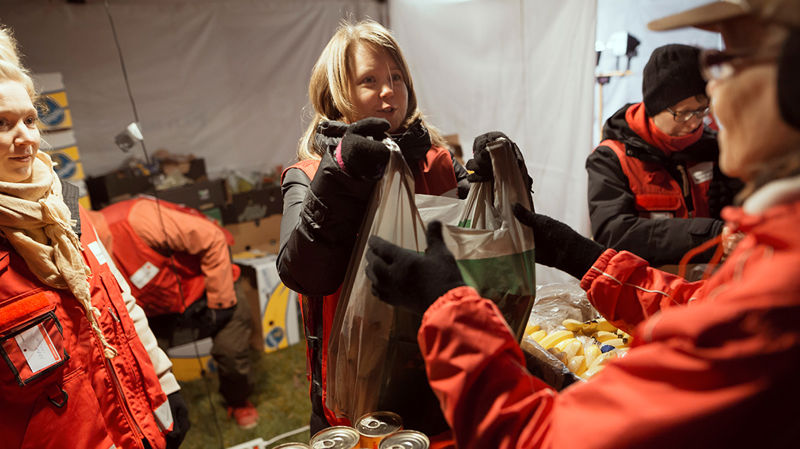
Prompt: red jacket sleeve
<box><xmin>418</xmin><ymin>285</ymin><xmax>799</xmax><ymax>449</ymax></box>
<box><xmin>579</xmin><ymin>249</ymin><xmax>705</xmax><ymax>333</ymax></box>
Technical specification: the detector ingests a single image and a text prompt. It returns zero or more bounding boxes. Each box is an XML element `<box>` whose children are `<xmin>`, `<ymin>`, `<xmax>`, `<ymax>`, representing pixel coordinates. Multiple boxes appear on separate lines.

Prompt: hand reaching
<box><xmin>365</xmin><ymin>221</ymin><xmax>466</xmax><ymax>314</ymax></box>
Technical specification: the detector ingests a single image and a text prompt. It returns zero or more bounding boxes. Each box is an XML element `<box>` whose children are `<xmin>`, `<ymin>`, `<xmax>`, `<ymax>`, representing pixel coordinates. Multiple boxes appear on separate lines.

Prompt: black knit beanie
<box><xmin>642</xmin><ymin>44</ymin><xmax>707</xmax><ymax>116</ymax></box>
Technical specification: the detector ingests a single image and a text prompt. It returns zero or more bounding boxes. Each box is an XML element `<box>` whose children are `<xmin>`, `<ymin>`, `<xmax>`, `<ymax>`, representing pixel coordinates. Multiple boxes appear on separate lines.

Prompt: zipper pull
<box><xmin>107</xmin><ymin>306</ymin><xmax>120</xmax><ymax>323</ymax></box>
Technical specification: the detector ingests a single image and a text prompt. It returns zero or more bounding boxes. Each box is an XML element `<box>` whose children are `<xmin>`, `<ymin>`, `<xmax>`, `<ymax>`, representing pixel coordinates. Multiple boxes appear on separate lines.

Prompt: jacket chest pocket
<box><xmin>634</xmin><ymin>193</ymin><xmax>684</xmax><ymax>219</ymax></box>
<box><xmin>0</xmin><ymin>291</ymin><xmax>69</xmax><ymax>387</ymax></box>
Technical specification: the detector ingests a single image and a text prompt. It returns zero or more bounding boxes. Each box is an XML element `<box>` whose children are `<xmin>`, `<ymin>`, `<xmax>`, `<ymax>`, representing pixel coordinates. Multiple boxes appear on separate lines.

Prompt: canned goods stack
<box><xmin>308</xmin><ymin>412</ymin><xmax>430</xmax><ymax>449</ymax></box>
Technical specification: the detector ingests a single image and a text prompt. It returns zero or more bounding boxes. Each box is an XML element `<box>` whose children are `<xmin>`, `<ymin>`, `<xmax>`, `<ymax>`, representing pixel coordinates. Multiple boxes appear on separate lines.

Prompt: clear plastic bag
<box><xmin>326</xmin><ymin>139</ymin><xmax>536</xmax><ymax>433</ymax></box>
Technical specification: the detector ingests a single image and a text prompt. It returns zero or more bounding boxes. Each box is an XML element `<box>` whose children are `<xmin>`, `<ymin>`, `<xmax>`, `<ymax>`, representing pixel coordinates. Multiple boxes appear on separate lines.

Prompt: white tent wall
<box><xmin>2</xmin><ymin>0</ymin><xmax>387</xmax><ymax>176</ymax></box>
<box><xmin>594</xmin><ymin>0</ymin><xmax>722</xmax><ymax>144</ymax></box>
<box><xmin>390</xmin><ymin>0</ymin><xmax>597</xmax><ymax>284</ymax></box>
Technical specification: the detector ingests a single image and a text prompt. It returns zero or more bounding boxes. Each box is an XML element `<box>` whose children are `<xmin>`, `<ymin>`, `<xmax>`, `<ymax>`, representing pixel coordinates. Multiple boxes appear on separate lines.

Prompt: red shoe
<box><xmin>227</xmin><ymin>401</ymin><xmax>259</xmax><ymax>429</ymax></box>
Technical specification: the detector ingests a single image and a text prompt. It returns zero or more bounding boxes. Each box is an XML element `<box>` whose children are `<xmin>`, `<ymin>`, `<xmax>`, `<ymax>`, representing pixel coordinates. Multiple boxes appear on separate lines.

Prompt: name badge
<box><xmin>130</xmin><ymin>262</ymin><xmax>160</xmax><ymax>289</ymax></box>
<box><xmin>689</xmin><ymin>162</ymin><xmax>714</xmax><ymax>184</ymax></box>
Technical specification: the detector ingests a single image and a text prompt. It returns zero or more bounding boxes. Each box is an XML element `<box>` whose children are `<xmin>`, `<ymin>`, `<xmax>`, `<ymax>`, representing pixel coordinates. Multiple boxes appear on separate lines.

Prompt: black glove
<box><xmin>165</xmin><ymin>391</ymin><xmax>190</xmax><ymax>449</ymax></box>
<box><xmin>466</xmin><ymin>131</ymin><xmax>533</xmax><ymax>193</ymax></box>
<box><xmin>339</xmin><ymin>118</ymin><xmax>392</xmax><ymax>180</ymax></box>
<box><xmin>513</xmin><ymin>203</ymin><xmax>606</xmax><ymax>279</ymax></box>
<box><xmin>707</xmin><ymin>165</ymin><xmax>744</xmax><ymax>220</ymax></box>
<box><xmin>365</xmin><ymin>221</ymin><xmax>466</xmax><ymax>315</ymax></box>
<box><xmin>206</xmin><ymin>304</ymin><xmax>236</xmax><ymax>333</ymax></box>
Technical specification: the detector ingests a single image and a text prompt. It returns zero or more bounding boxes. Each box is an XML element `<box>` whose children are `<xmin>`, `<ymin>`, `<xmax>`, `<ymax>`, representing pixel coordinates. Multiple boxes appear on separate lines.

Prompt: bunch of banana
<box><xmin>524</xmin><ymin>318</ymin><xmax>633</xmax><ymax>378</ymax></box>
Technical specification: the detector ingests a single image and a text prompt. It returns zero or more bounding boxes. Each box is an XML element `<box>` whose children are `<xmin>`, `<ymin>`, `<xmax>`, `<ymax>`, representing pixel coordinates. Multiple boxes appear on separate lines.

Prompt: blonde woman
<box><xmin>0</xmin><ymin>27</ymin><xmax>188</xmax><ymax>449</ymax></box>
<box><xmin>277</xmin><ymin>19</ymin><xmax>468</xmax><ymax>441</ymax></box>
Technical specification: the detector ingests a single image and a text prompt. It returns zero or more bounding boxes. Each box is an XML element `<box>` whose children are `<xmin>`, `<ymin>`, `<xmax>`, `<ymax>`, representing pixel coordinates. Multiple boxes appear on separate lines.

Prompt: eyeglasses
<box><xmin>665</xmin><ymin>106</ymin><xmax>710</xmax><ymax>123</ymax></box>
<box><xmin>699</xmin><ymin>46</ymin><xmax>781</xmax><ymax>81</ymax></box>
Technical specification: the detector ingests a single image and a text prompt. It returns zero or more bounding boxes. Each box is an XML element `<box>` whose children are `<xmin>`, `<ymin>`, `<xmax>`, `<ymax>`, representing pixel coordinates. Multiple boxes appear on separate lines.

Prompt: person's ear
<box><xmin>778</xmin><ymin>28</ymin><xmax>800</xmax><ymax>129</ymax></box>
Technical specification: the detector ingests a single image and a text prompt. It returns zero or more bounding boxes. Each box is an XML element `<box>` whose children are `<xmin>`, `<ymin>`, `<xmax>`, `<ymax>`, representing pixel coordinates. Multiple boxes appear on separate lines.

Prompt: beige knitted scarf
<box><xmin>0</xmin><ymin>152</ymin><xmax>116</xmax><ymax>358</ymax></box>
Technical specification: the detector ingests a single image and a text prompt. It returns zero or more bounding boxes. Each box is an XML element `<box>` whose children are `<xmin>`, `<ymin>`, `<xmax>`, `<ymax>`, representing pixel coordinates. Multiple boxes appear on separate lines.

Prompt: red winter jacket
<box><xmin>0</xmin><ymin>207</ymin><xmax>172</xmax><ymax>449</ymax></box>
<box><xmin>91</xmin><ymin>198</ymin><xmax>238</xmax><ymax>316</ymax></box>
<box><xmin>418</xmin><ymin>177</ymin><xmax>800</xmax><ymax>448</ymax></box>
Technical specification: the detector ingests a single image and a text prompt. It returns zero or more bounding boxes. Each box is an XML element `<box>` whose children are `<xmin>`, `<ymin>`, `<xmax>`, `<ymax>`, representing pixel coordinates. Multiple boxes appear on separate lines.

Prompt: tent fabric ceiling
<box><xmin>3</xmin><ymin>0</ymin><xmax>386</xmax><ymax>176</ymax></box>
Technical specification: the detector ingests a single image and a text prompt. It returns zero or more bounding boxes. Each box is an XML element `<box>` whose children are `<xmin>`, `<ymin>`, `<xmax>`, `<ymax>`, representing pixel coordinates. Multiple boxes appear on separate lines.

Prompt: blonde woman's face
<box><xmin>0</xmin><ymin>81</ymin><xmax>39</xmax><ymax>183</ymax></box>
<box><xmin>349</xmin><ymin>43</ymin><xmax>408</xmax><ymax>133</ymax></box>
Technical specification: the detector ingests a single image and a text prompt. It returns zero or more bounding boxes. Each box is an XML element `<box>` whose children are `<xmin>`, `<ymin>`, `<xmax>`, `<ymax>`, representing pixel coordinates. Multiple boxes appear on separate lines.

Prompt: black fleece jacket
<box><xmin>586</xmin><ymin>103</ymin><xmax>741</xmax><ymax>267</ymax></box>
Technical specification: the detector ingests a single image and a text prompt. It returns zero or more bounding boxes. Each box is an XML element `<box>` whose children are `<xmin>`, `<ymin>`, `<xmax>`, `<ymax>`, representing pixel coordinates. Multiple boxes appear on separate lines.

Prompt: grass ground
<box><xmin>178</xmin><ymin>342</ymin><xmax>312</xmax><ymax>449</ymax></box>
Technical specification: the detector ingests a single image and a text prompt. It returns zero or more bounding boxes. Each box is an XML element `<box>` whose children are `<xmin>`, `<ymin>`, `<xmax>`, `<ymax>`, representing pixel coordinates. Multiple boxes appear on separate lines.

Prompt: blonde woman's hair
<box><xmin>297</xmin><ymin>19</ymin><xmax>447</xmax><ymax>161</ymax></box>
<box><xmin>0</xmin><ymin>26</ymin><xmax>36</xmax><ymax>100</ymax></box>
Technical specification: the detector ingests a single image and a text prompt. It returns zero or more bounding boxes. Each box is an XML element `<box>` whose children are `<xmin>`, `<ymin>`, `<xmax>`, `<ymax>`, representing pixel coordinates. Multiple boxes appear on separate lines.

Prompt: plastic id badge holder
<box><xmin>0</xmin><ymin>292</ymin><xmax>69</xmax><ymax>386</ymax></box>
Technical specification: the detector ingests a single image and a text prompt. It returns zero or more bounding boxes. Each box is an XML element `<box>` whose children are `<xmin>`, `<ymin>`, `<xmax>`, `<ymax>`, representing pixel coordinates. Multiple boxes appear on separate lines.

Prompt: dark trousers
<box><xmin>149</xmin><ymin>288</ymin><xmax>254</xmax><ymax>407</ymax></box>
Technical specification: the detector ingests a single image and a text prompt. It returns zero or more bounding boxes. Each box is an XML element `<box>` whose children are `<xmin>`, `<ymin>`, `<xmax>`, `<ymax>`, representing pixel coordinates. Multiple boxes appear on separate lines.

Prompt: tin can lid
<box><xmin>355</xmin><ymin>411</ymin><xmax>403</xmax><ymax>437</ymax></box>
<box><xmin>310</xmin><ymin>426</ymin><xmax>360</xmax><ymax>449</ymax></box>
<box><xmin>273</xmin><ymin>443</ymin><xmax>311</xmax><ymax>449</ymax></box>
<box><xmin>378</xmin><ymin>430</ymin><xmax>430</xmax><ymax>449</ymax></box>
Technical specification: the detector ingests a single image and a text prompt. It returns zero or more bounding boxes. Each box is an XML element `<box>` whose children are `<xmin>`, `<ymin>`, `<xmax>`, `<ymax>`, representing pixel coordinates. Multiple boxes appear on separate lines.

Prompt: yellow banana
<box><xmin>581</xmin><ymin>320</ymin><xmax>599</xmax><ymax>334</ymax></box>
<box><xmin>567</xmin><ymin>355</ymin><xmax>586</xmax><ymax>375</ymax></box>
<box><xmin>529</xmin><ymin>329</ymin><xmax>547</xmax><ymax>343</ymax></box>
<box><xmin>562</xmin><ymin>319</ymin><xmax>584</xmax><ymax>332</ymax></box>
<box><xmin>595</xmin><ymin>318</ymin><xmax>618</xmax><ymax>333</ymax></box>
<box><xmin>583</xmin><ymin>352</ymin><xmax>614</xmax><ymax>378</ymax></box>
<box><xmin>563</xmin><ymin>339</ymin><xmax>583</xmax><ymax>360</ymax></box>
<box><xmin>594</xmin><ymin>331</ymin><xmax>619</xmax><ymax>342</ymax></box>
<box><xmin>538</xmin><ymin>330</ymin><xmax>574</xmax><ymax>349</ymax></box>
<box><xmin>553</xmin><ymin>338</ymin><xmax>573</xmax><ymax>353</ymax></box>
<box><xmin>525</xmin><ymin>324</ymin><xmax>541</xmax><ymax>336</ymax></box>
<box><xmin>583</xmin><ymin>343</ymin><xmax>602</xmax><ymax>368</ymax></box>
<box><xmin>601</xmin><ymin>338</ymin><xmax>628</xmax><ymax>349</ymax></box>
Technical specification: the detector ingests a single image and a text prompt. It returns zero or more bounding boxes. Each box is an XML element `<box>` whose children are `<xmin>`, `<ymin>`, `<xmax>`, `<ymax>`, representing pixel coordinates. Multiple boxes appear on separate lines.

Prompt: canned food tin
<box><xmin>355</xmin><ymin>411</ymin><xmax>403</xmax><ymax>449</ymax></box>
<box><xmin>273</xmin><ymin>444</ymin><xmax>311</xmax><ymax>449</ymax></box>
<box><xmin>378</xmin><ymin>430</ymin><xmax>430</xmax><ymax>449</ymax></box>
<box><xmin>309</xmin><ymin>426</ymin><xmax>360</xmax><ymax>449</ymax></box>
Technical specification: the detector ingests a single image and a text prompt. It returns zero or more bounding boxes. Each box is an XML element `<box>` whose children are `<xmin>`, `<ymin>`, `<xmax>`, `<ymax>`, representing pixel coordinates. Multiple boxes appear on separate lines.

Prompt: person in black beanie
<box><xmin>586</xmin><ymin>43</ymin><xmax>743</xmax><ymax>271</ymax></box>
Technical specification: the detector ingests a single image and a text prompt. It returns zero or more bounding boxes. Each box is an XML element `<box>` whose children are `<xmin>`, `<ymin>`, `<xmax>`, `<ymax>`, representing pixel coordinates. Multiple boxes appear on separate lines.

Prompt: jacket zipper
<box><xmin>106</xmin><ymin>353</ymin><xmax>147</xmax><ymax>447</ymax></box>
<box><xmin>102</xmin><ymin>307</ymin><xmax>147</xmax><ymax>448</ymax></box>
<box><xmin>675</xmin><ymin>165</ymin><xmax>695</xmax><ymax>217</ymax></box>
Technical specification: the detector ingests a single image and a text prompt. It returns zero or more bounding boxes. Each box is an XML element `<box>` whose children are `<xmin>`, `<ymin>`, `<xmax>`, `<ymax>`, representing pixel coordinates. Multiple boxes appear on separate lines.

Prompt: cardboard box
<box><xmin>86</xmin><ymin>172</ymin><xmax>153</xmax><ymax>209</ymax></box>
<box><xmin>224</xmin><ymin>215</ymin><xmax>282</xmax><ymax>255</ymax></box>
<box><xmin>221</xmin><ymin>184</ymin><xmax>282</xmax><ymax>224</ymax></box>
<box><xmin>156</xmin><ymin>179</ymin><xmax>226</xmax><ymax>211</ymax></box>
<box><xmin>234</xmin><ymin>255</ymin><xmax>302</xmax><ymax>353</ymax></box>
<box><xmin>33</xmin><ymin>73</ymin><xmax>73</xmax><ymax>132</ymax></box>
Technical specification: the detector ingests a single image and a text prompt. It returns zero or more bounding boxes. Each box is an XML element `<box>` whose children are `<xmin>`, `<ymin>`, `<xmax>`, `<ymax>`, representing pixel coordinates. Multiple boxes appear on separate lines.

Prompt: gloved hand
<box><xmin>466</xmin><ymin>131</ymin><xmax>534</xmax><ymax>193</ymax></box>
<box><xmin>365</xmin><ymin>221</ymin><xmax>466</xmax><ymax>315</ymax></box>
<box><xmin>338</xmin><ymin>117</ymin><xmax>392</xmax><ymax>180</ymax></box>
<box><xmin>205</xmin><ymin>304</ymin><xmax>236</xmax><ymax>333</ymax></box>
<box><xmin>513</xmin><ymin>203</ymin><xmax>606</xmax><ymax>279</ymax></box>
<box><xmin>165</xmin><ymin>391</ymin><xmax>190</xmax><ymax>449</ymax></box>
<box><xmin>707</xmin><ymin>165</ymin><xmax>744</xmax><ymax>220</ymax></box>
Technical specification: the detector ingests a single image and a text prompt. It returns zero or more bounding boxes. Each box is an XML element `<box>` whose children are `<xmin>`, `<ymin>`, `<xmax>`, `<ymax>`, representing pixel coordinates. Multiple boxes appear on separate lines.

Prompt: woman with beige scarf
<box><xmin>0</xmin><ymin>26</ymin><xmax>189</xmax><ymax>449</ymax></box>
